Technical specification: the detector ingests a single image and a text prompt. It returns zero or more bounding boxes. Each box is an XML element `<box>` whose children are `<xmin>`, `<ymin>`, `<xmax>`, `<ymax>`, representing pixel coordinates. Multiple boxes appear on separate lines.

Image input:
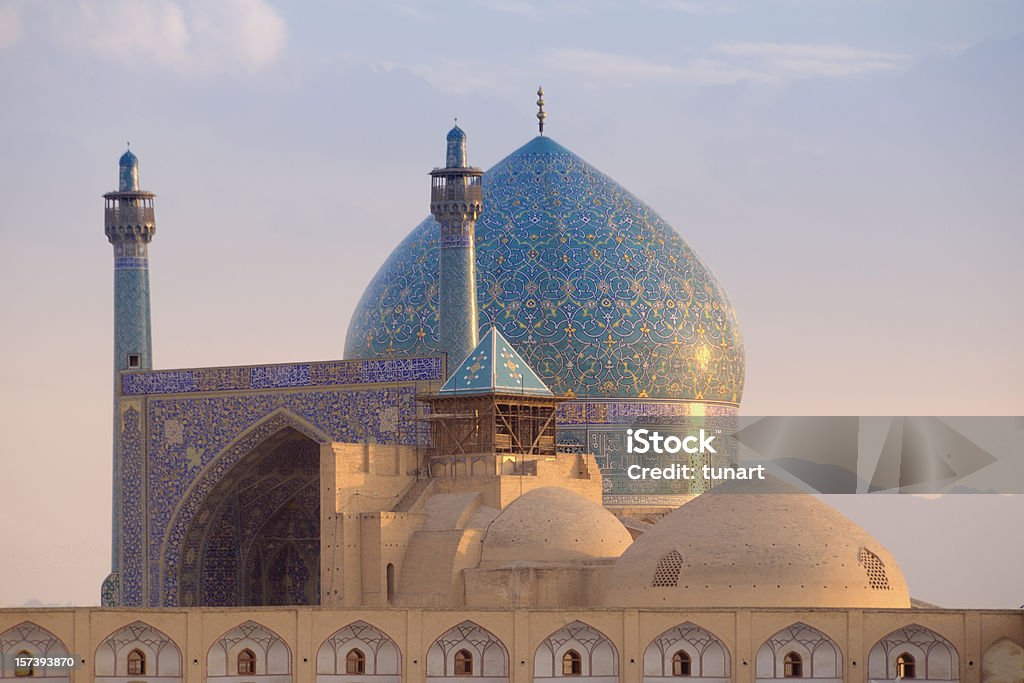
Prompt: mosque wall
<box><xmin>463</xmin><ymin>564</ymin><xmax>615</xmax><ymax>609</ymax></box>
<box><xmin>2</xmin><ymin>608</ymin><xmax>1021</xmax><ymax>683</ymax></box>
<box><xmin>320</xmin><ymin>509</ymin><xmax>425</xmax><ymax>609</ymax></box>
<box><xmin>322</xmin><ymin>442</ymin><xmax>421</xmax><ymax>515</ymax></box>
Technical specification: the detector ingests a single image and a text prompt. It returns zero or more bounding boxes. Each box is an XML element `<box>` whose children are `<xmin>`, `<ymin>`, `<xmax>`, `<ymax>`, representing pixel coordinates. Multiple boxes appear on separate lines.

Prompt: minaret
<box><xmin>103</xmin><ymin>146</ymin><xmax>156</xmax><ymax>579</ymax></box>
<box><xmin>430</xmin><ymin>124</ymin><xmax>484</xmax><ymax>376</ymax></box>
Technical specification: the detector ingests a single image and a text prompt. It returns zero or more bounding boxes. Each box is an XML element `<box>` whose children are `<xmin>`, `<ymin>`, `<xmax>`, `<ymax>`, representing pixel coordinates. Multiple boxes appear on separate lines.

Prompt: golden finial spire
<box><xmin>536</xmin><ymin>86</ymin><xmax>546</xmax><ymax>135</ymax></box>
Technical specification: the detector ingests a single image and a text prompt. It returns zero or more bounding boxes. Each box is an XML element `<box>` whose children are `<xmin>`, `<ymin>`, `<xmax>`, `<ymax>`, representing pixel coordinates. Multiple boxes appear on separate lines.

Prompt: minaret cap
<box><xmin>119</xmin><ymin>144</ymin><xmax>140</xmax><ymax>192</ymax></box>
<box><xmin>446</xmin><ymin>121</ymin><xmax>467</xmax><ymax>168</ymax></box>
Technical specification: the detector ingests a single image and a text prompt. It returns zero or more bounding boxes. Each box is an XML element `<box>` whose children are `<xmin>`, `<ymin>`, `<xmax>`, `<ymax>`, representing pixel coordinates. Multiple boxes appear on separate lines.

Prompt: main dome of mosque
<box><xmin>344</xmin><ymin>135</ymin><xmax>744</xmax><ymax>403</ymax></box>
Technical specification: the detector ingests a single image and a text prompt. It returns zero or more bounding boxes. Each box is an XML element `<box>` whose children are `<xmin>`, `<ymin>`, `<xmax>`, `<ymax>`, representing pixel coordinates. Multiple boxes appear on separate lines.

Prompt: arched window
<box><xmin>672</xmin><ymin>650</ymin><xmax>692</xmax><ymax>676</ymax></box>
<box><xmin>562</xmin><ymin>649</ymin><xmax>583</xmax><ymax>676</ymax></box>
<box><xmin>345</xmin><ymin>648</ymin><xmax>366</xmax><ymax>674</ymax></box>
<box><xmin>127</xmin><ymin>649</ymin><xmax>146</xmax><ymax>676</ymax></box>
<box><xmin>454</xmin><ymin>649</ymin><xmax>473</xmax><ymax>676</ymax></box>
<box><xmin>784</xmin><ymin>652</ymin><xmax>803</xmax><ymax>678</ymax></box>
<box><xmin>238</xmin><ymin>648</ymin><xmax>256</xmax><ymax>675</ymax></box>
<box><xmin>14</xmin><ymin>650</ymin><xmax>33</xmax><ymax>677</ymax></box>
<box><xmin>897</xmin><ymin>652</ymin><xmax>916</xmax><ymax>679</ymax></box>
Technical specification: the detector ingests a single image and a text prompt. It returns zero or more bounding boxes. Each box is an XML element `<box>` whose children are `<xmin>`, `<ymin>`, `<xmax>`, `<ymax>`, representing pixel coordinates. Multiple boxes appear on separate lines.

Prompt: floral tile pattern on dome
<box><xmin>345</xmin><ymin>135</ymin><xmax>744</xmax><ymax>404</ymax></box>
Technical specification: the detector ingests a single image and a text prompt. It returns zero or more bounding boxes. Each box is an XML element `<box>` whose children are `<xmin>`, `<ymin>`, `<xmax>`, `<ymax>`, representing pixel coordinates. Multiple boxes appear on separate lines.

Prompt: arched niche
<box><xmin>868</xmin><ymin>624</ymin><xmax>959</xmax><ymax>681</ymax></box>
<box><xmin>643</xmin><ymin>622</ymin><xmax>730</xmax><ymax>682</ymax></box>
<box><xmin>0</xmin><ymin>622</ymin><xmax>71</xmax><ymax>681</ymax></box>
<box><xmin>316</xmin><ymin>621</ymin><xmax>401</xmax><ymax>682</ymax></box>
<box><xmin>756</xmin><ymin>623</ymin><xmax>842</xmax><ymax>681</ymax></box>
<box><xmin>207</xmin><ymin>621</ymin><xmax>292</xmax><ymax>682</ymax></box>
<box><xmin>178</xmin><ymin>424</ymin><xmax>322</xmax><ymax>607</ymax></box>
<box><xmin>982</xmin><ymin>638</ymin><xmax>1023</xmax><ymax>683</ymax></box>
<box><xmin>535</xmin><ymin>621</ymin><xmax>618</xmax><ymax>681</ymax></box>
<box><xmin>426</xmin><ymin>621</ymin><xmax>508</xmax><ymax>682</ymax></box>
<box><xmin>95</xmin><ymin>621</ymin><xmax>182</xmax><ymax>680</ymax></box>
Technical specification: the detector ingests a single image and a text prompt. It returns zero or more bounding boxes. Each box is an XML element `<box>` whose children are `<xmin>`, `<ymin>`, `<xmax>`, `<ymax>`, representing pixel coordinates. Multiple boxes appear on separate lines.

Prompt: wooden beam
<box><xmin>529</xmin><ymin>411</ymin><xmax>558</xmax><ymax>452</ymax></box>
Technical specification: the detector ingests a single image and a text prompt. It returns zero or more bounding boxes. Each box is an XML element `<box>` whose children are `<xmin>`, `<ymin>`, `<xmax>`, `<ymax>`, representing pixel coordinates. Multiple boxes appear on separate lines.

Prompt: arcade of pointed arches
<box><xmin>0</xmin><ymin>618</ymin><xmax>1017</xmax><ymax>681</ymax></box>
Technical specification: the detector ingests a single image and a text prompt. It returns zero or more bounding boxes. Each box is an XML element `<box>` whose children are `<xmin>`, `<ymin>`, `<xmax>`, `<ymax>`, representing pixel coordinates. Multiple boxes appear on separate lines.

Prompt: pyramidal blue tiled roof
<box><xmin>439</xmin><ymin>327</ymin><xmax>553</xmax><ymax>396</ymax></box>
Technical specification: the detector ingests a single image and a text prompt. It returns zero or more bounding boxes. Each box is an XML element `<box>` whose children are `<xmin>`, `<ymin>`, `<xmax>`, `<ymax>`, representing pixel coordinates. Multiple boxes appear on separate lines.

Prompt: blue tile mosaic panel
<box><xmin>116</xmin><ymin>375</ymin><xmax>435</xmax><ymax>607</ymax></box>
<box><xmin>121</xmin><ymin>356</ymin><xmax>443</xmax><ymax>396</ymax></box>
<box><xmin>119</xmin><ymin>408</ymin><xmax>145</xmax><ymax>606</ymax></box>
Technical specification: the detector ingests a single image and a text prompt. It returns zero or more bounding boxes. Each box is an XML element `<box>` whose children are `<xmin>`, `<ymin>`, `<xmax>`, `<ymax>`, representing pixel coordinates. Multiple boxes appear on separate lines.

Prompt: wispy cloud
<box><xmin>542</xmin><ymin>42</ymin><xmax>912</xmax><ymax>87</ymax></box>
<box><xmin>716</xmin><ymin>42</ymin><xmax>912</xmax><ymax>77</ymax></box>
<box><xmin>374</xmin><ymin>58</ymin><xmax>504</xmax><ymax>95</ymax></box>
<box><xmin>477</xmin><ymin>0</ymin><xmax>601</xmax><ymax>18</ymax></box>
<box><xmin>478</xmin><ymin>0</ymin><xmax>733</xmax><ymax>18</ymax></box>
<box><xmin>546</xmin><ymin>49</ymin><xmax>684</xmax><ymax>84</ymax></box>
<box><xmin>479</xmin><ymin>0</ymin><xmax>545</xmax><ymax>16</ymax></box>
<box><xmin>645</xmin><ymin>0</ymin><xmax>742</xmax><ymax>16</ymax></box>
<box><xmin>16</xmin><ymin>0</ymin><xmax>287</xmax><ymax>76</ymax></box>
<box><xmin>543</xmin><ymin>49</ymin><xmax>771</xmax><ymax>86</ymax></box>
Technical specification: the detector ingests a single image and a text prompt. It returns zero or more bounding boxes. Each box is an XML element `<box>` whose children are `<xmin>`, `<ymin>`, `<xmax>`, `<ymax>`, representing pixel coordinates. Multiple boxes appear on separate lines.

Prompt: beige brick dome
<box><xmin>603</xmin><ymin>476</ymin><xmax>911</xmax><ymax>608</ymax></box>
<box><xmin>479</xmin><ymin>487</ymin><xmax>632</xmax><ymax>566</ymax></box>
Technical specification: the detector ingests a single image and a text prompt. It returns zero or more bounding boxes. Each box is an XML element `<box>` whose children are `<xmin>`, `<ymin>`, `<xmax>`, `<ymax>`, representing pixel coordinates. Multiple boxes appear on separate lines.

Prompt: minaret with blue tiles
<box><xmin>101</xmin><ymin>147</ymin><xmax>156</xmax><ymax>604</ymax></box>
<box><xmin>430</xmin><ymin>125</ymin><xmax>484</xmax><ymax>377</ymax></box>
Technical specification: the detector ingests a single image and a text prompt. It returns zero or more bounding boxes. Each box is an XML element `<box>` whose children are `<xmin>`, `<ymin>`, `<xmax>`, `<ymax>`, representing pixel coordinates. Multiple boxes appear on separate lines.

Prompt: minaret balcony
<box><xmin>430</xmin><ymin>182</ymin><xmax>483</xmax><ymax>205</ymax></box>
<box><xmin>105</xmin><ymin>205</ymin><xmax>155</xmax><ymax>227</ymax></box>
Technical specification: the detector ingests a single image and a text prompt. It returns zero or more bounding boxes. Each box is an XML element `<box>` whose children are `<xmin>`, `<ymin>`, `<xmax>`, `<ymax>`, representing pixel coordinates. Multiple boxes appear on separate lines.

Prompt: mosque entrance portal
<box><xmin>178</xmin><ymin>426</ymin><xmax>320</xmax><ymax>606</ymax></box>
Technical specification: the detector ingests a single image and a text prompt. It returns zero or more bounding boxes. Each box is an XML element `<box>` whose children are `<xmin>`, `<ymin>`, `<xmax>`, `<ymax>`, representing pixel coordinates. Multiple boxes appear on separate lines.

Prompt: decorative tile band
<box><xmin>558</xmin><ymin>400</ymin><xmax>738</xmax><ymax>424</ymax></box>
<box><xmin>602</xmin><ymin>494</ymin><xmax>697</xmax><ymax>505</ymax></box>
<box><xmin>114</xmin><ymin>256</ymin><xmax>149</xmax><ymax>270</ymax></box>
<box><xmin>121</xmin><ymin>356</ymin><xmax>444</xmax><ymax>395</ymax></box>
<box><xmin>441</xmin><ymin>235</ymin><xmax>473</xmax><ymax>248</ymax></box>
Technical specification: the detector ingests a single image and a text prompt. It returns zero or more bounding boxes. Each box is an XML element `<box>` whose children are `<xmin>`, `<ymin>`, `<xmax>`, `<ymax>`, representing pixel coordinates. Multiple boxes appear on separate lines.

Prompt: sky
<box><xmin>0</xmin><ymin>0</ymin><xmax>1021</xmax><ymax>608</ymax></box>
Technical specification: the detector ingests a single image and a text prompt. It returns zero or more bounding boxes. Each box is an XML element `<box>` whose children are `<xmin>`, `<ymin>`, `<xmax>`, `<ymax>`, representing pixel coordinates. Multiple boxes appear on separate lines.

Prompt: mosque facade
<box><xmin>0</xmin><ymin>108</ymin><xmax>1021</xmax><ymax>682</ymax></box>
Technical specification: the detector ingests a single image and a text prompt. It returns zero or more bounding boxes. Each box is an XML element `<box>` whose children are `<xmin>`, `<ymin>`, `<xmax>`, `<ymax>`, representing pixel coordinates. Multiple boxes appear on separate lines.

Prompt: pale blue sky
<box><xmin>0</xmin><ymin>1</ymin><xmax>1021</xmax><ymax>607</ymax></box>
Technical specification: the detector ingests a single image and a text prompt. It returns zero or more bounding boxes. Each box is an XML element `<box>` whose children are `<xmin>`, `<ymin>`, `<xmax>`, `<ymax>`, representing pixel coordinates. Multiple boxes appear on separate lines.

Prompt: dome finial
<box><xmin>536</xmin><ymin>86</ymin><xmax>546</xmax><ymax>135</ymax></box>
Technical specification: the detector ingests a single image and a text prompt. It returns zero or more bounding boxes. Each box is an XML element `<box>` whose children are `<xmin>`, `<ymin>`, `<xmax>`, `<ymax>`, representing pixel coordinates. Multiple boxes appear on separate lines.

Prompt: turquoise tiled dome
<box><xmin>344</xmin><ymin>136</ymin><xmax>744</xmax><ymax>404</ymax></box>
